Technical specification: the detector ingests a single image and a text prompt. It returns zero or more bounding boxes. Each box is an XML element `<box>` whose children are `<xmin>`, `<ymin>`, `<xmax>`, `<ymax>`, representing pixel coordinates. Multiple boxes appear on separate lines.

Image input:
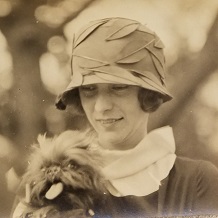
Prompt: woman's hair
<box><xmin>62</xmin><ymin>89</ymin><xmax>85</xmax><ymax>114</ymax></box>
<box><xmin>62</xmin><ymin>87</ymin><xmax>164</xmax><ymax>114</ymax></box>
<box><xmin>138</xmin><ymin>88</ymin><xmax>164</xmax><ymax>112</ymax></box>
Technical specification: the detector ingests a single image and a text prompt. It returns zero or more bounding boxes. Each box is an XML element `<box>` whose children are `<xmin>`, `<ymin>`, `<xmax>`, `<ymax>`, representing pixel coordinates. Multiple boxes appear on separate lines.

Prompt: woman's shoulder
<box><xmin>174</xmin><ymin>156</ymin><xmax>218</xmax><ymax>175</ymax></box>
<box><xmin>170</xmin><ymin>156</ymin><xmax>218</xmax><ymax>188</ymax></box>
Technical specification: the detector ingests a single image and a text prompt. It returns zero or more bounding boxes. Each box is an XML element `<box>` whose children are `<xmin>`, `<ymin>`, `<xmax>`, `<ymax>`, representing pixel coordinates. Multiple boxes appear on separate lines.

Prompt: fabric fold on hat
<box><xmin>91</xmin><ymin>126</ymin><xmax>176</xmax><ymax>197</ymax></box>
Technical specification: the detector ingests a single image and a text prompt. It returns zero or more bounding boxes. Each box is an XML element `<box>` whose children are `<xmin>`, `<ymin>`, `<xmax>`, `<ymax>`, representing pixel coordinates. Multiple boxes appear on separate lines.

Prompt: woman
<box><xmin>14</xmin><ymin>17</ymin><xmax>218</xmax><ymax>217</ymax></box>
<box><xmin>55</xmin><ymin>17</ymin><xmax>218</xmax><ymax>217</ymax></box>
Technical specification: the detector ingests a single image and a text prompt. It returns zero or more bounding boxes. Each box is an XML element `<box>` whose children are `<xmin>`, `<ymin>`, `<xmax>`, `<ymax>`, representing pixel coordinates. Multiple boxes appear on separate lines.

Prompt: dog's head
<box><xmin>18</xmin><ymin>130</ymin><xmax>105</xmax><ymax>211</ymax></box>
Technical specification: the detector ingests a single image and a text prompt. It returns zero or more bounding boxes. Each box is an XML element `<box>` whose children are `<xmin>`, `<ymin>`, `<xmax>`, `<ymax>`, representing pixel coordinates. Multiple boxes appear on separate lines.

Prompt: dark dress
<box><xmin>94</xmin><ymin>157</ymin><xmax>218</xmax><ymax>217</ymax></box>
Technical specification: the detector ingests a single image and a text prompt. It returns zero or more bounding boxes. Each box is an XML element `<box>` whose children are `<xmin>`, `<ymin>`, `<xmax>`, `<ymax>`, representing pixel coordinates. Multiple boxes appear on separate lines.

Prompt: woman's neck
<box><xmin>98</xmin><ymin>127</ymin><xmax>148</xmax><ymax>151</ymax></box>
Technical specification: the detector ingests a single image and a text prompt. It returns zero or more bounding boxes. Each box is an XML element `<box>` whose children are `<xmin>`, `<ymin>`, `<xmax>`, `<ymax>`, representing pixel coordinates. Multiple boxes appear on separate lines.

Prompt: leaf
<box><xmin>146</xmin><ymin>43</ymin><xmax>165</xmax><ymax>67</ymax></box>
<box><xmin>69</xmin><ymin>64</ymin><xmax>84</xmax><ymax>87</ymax></box>
<box><xmin>74</xmin><ymin>55</ymin><xmax>109</xmax><ymax>69</ymax></box>
<box><xmin>73</xmin><ymin>46</ymin><xmax>109</xmax><ymax>69</ymax></box>
<box><xmin>106</xmin><ymin>23</ymin><xmax>139</xmax><ymax>40</ymax></box>
<box><xmin>71</xmin><ymin>33</ymin><xmax>75</xmax><ymax>51</ymax></box>
<box><xmin>151</xmin><ymin>55</ymin><xmax>165</xmax><ymax>79</ymax></box>
<box><xmin>116</xmin><ymin>49</ymin><xmax>147</xmax><ymax>64</ymax></box>
<box><xmin>137</xmin><ymin>25</ymin><xmax>154</xmax><ymax>35</ymax></box>
<box><xmin>74</xmin><ymin>19</ymin><xmax>109</xmax><ymax>48</ymax></box>
<box><xmin>154</xmin><ymin>33</ymin><xmax>165</xmax><ymax>48</ymax></box>
<box><xmin>130</xmin><ymin>69</ymin><xmax>169</xmax><ymax>94</ymax></box>
<box><xmin>139</xmin><ymin>74</ymin><xmax>167</xmax><ymax>94</ymax></box>
<box><xmin>154</xmin><ymin>38</ymin><xmax>165</xmax><ymax>49</ymax></box>
<box><xmin>130</xmin><ymin>69</ymin><xmax>163</xmax><ymax>85</ymax></box>
<box><xmin>106</xmin><ymin>18</ymin><xmax>139</xmax><ymax>40</ymax></box>
<box><xmin>116</xmin><ymin>39</ymin><xmax>149</xmax><ymax>63</ymax></box>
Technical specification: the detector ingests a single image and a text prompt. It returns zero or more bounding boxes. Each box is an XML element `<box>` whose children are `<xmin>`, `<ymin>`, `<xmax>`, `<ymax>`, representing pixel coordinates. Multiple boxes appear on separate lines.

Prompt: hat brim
<box><xmin>56</xmin><ymin>71</ymin><xmax>173</xmax><ymax>110</ymax></box>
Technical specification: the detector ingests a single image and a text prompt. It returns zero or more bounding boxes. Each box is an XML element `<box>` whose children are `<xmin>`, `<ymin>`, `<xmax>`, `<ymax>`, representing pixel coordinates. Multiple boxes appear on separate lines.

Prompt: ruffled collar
<box><xmin>91</xmin><ymin>126</ymin><xmax>176</xmax><ymax>197</ymax></box>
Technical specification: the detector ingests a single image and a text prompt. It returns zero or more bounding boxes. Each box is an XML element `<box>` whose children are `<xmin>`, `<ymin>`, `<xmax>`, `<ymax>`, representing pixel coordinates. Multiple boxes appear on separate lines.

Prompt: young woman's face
<box><xmin>79</xmin><ymin>84</ymin><xmax>149</xmax><ymax>150</ymax></box>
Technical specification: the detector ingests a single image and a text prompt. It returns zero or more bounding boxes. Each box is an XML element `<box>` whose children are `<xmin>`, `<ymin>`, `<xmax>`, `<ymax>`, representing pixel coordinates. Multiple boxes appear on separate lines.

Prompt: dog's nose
<box><xmin>46</xmin><ymin>166</ymin><xmax>61</xmax><ymax>182</ymax></box>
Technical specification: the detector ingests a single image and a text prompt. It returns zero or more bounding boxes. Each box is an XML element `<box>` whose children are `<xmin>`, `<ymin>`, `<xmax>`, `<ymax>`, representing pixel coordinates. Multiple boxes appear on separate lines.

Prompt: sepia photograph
<box><xmin>0</xmin><ymin>0</ymin><xmax>218</xmax><ymax>217</ymax></box>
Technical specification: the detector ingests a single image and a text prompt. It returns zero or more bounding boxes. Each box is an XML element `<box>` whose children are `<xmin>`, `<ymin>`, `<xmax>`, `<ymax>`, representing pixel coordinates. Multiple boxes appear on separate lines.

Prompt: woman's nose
<box><xmin>94</xmin><ymin>94</ymin><xmax>113</xmax><ymax>113</ymax></box>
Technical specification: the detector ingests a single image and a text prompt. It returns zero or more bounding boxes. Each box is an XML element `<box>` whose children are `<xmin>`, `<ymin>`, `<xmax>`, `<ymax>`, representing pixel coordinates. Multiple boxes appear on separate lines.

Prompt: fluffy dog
<box><xmin>16</xmin><ymin>130</ymin><xmax>106</xmax><ymax>218</ymax></box>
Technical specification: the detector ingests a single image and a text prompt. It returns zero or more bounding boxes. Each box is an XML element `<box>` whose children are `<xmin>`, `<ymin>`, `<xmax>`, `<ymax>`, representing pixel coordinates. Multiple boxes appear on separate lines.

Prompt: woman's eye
<box><xmin>81</xmin><ymin>85</ymin><xmax>96</xmax><ymax>91</ymax></box>
<box><xmin>111</xmin><ymin>85</ymin><xmax>130</xmax><ymax>91</ymax></box>
<box><xmin>79</xmin><ymin>85</ymin><xmax>97</xmax><ymax>97</ymax></box>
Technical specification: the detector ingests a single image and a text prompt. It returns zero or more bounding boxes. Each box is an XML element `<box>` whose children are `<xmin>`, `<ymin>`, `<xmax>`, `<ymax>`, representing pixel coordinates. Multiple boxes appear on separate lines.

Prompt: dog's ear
<box><xmin>37</xmin><ymin>133</ymin><xmax>49</xmax><ymax>149</ymax></box>
<box><xmin>27</xmin><ymin>134</ymin><xmax>55</xmax><ymax>162</ymax></box>
<box><xmin>37</xmin><ymin>133</ymin><xmax>59</xmax><ymax>154</ymax></box>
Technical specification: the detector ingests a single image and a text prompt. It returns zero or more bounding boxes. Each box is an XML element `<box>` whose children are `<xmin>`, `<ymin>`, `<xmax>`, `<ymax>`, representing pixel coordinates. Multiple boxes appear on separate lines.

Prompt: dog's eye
<box><xmin>67</xmin><ymin>163</ymin><xmax>79</xmax><ymax>170</ymax></box>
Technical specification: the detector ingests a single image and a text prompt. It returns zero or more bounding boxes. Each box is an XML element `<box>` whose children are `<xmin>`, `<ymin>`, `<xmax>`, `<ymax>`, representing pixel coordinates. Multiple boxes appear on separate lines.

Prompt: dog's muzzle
<box><xmin>45</xmin><ymin>166</ymin><xmax>61</xmax><ymax>182</ymax></box>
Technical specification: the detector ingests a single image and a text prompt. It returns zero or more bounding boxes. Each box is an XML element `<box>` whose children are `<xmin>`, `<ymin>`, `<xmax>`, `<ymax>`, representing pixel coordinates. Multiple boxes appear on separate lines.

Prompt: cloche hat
<box><xmin>56</xmin><ymin>17</ymin><xmax>173</xmax><ymax>110</ymax></box>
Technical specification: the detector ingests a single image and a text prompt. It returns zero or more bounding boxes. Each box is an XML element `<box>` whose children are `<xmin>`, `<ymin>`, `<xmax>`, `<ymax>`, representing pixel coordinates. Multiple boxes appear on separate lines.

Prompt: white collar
<box><xmin>92</xmin><ymin>126</ymin><xmax>176</xmax><ymax>197</ymax></box>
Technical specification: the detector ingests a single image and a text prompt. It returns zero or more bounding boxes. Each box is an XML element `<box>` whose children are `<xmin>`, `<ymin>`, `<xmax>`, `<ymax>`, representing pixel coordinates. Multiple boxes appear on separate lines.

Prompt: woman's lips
<box><xmin>96</xmin><ymin>118</ymin><xmax>123</xmax><ymax>125</ymax></box>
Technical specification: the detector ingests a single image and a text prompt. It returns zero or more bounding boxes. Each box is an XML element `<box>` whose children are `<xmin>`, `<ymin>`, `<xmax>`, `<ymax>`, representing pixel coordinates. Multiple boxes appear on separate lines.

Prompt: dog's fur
<box><xmin>17</xmin><ymin>130</ymin><xmax>106</xmax><ymax>217</ymax></box>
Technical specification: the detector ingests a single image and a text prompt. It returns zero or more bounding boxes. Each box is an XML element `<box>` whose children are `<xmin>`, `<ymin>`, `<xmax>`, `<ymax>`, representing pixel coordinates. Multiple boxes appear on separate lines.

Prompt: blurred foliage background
<box><xmin>0</xmin><ymin>0</ymin><xmax>218</xmax><ymax>217</ymax></box>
